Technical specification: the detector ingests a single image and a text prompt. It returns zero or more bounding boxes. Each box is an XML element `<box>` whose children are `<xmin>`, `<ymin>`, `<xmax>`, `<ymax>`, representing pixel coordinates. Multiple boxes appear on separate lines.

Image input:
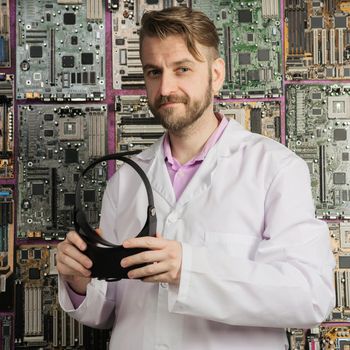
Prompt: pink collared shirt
<box><xmin>67</xmin><ymin>113</ymin><xmax>229</xmax><ymax>307</ymax></box>
<box><xmin>163</xmin><ymin>114</ymin><xmax>228</xmax><ymax>200</ymax></box>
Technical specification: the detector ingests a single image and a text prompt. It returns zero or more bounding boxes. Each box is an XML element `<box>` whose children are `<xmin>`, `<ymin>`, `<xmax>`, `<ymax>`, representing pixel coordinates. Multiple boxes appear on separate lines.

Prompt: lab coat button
<box><xmin>160</xmin><ymin>282</ymin><xmax>167</xmax><ymax>289</ymax></box>
<box><xmin>167</xmin><ymin>213</ymin><xmax>177</xmax><ymax>223</ymax></box>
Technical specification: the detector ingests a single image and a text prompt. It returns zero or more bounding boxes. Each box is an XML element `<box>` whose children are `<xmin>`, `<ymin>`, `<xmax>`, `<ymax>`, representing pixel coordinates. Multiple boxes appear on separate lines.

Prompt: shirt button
<box><xmin>160</xmin><ymin>282</ymin><xmax>167</xmax><ymax>289</ymax></box>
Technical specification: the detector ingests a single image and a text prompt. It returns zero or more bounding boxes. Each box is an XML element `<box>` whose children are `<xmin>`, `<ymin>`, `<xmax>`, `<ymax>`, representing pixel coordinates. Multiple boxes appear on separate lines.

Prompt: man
<box><xmin>57</xmin><ymin>7</ymin><xmax>335</xmax><ymax>350</ymax></box>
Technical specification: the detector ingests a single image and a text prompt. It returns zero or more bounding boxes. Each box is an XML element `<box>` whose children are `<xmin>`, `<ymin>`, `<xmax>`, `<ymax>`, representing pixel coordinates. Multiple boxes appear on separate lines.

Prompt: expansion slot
<box><xmin>135</xmin><ymin>0</ymin><xmax>140</xmax><ymax>25</ymax></box>
<box><xmin>88</xmin><ymin>111</ymin><xmax>106</xmax><ymax>158</ymax></box>
<box><xmin>345</xmin><ymin>271</ymin><xmax>350</xmax><ymax>308</ymax></box>
<box><xmin>87</xmin><ymin>0</ymin><xmax>103</xmax><ymax>21</ymax></box>
<box><xmin>296</xmin><ymin>90</ymin><xmax>305</xmax><ymax>134</ymax></box>
<box><xmin>61</xmin><ymin>309</ymin><xmax>67</xmax><ymax>346</ymax></box>
<box><xmin>319</xmin><ymin>145</ymin><xmax>326</xmax><ymax>203</ymax></box>
<box><xmin>330</xmin><ymin>29</ymin><xmax>335</xmax><ymax>64</ymax></box>
<box><xmin>53</xmin><ymin>309</ymin><xmax>58</xmax><ymax>347</ymax></box>
<box><xmin>224</xmin><ymin>26</ymin><xmax>232</xmax><ymax>82</ymax></box>
<box><xmin>262</xmin><ymin>0</ymin><xmax>278</xmax><ymax>18</ymax></box>
<box><xmin>313</xmin><ymin>30</ymin><xmax>319</xmax><ymax>65</ymax></box>
<box><xmin>50</xmin><ymin>28</ymin><xmax>55</xmax><ymax>86</ymax></box>
<box><xmin>335</xmin><ymin>271</ymin><xmax>343</xmax><ymax>308</ymax></box>
<box><xmin>51</xmin><ymin>168</ymin><xmax>57</xmax><ymax>229</ymax></box>
<box><xmin>69</xmin><ymin>315</ymin><xmax>75</xmax><ymax>346</ymax></box>
<box><xmin>339</xmin><ymin>29</ymin><xmax>344</xmax><ymax>65</ymax></box>
<box><xmin>321</xmin><ymin>29</ymin><xmax>327</xmax><ymax>65</ymax></box>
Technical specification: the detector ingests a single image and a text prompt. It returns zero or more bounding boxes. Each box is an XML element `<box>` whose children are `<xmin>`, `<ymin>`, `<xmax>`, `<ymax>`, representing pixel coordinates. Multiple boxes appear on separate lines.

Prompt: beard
<box><xmin>148</xmin><ymin>74</ymin><xmax>213</xmax><ymax>134</ymax></box>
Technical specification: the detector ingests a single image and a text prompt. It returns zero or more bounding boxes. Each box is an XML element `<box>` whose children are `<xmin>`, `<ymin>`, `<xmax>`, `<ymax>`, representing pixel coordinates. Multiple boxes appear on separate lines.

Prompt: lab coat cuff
<box><xmin>168</xmin><ymin>242</ymin><xmax>192</xmax><ymax>312</ymax></box>
<box><xmin>58</xmin><ymin>274</ymin><xmax>108</xmax><ymax>313</ymax></box>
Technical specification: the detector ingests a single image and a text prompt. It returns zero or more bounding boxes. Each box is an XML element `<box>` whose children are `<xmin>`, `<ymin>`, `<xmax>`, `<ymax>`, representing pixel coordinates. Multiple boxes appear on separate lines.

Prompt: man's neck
<box><xmin>168</xmin><ymin>111</ymin><xmax>220</xmax><ymax>165</ymax></box>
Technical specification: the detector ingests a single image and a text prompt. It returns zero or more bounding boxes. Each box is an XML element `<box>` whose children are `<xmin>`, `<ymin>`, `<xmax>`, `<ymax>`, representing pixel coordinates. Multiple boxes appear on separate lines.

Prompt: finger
<box><xmin>57</xmin><ymin>253</ymin><xmax>91</xmax><ymax>277</ymax></box>
<box><xmin>58</xmin><ymin>242</ymin><xmax>92</xmax><ymax>270</ymax></box>
<box><xmin>121</xmin><ymin>250</ymin><xmax>167</xmax><ymax>268</ymax></box>
<box><xmin>142</xmin><ymin>273</ymin><xmax>169</xmax><ymax>283</ymax></box>
<box><xmin>123</xmin><ymin>236</ymin><xmax>165</xmax><ymax>249</ymax></box>
<box><xmin>95</xmin><ymin>227</ymin><xmax>103</xmax><ymax>236</ymax></box>
<box><xmin>156</xmin><ymin>232</ymin><xmax>162</xmax><ymax>238</ymax></box>
<box><xmin>66</xmin><ymin>231</ymin><xmax>87</xmax><ymax>251</ymax></box>
<box><xmin>127</xmin><ymin>261</ymin><xmax>168</xmax><ymax>279</ymax></box>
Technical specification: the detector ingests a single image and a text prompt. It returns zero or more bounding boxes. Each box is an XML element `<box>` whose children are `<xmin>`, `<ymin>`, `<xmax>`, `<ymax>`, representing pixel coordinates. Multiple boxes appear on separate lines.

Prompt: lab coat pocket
<box><xmin>204</xmin><ymin>232</ymin><xmax>260</xmax><ymax>259</ymax></box>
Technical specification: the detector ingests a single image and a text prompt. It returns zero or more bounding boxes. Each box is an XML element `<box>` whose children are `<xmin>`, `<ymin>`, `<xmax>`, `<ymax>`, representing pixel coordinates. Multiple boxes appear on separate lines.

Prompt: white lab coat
<box><xmin>59</xmin><ymin>119</ymin><xmax>335</xmax><ymax>350</ymax></box>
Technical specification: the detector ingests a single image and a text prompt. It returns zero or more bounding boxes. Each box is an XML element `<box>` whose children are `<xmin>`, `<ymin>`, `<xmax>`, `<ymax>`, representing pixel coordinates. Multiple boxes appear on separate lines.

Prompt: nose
<box><xmin>159</xmin><ymin>70</ymin><xmax>177</xmax><ymax>96</ymax></box>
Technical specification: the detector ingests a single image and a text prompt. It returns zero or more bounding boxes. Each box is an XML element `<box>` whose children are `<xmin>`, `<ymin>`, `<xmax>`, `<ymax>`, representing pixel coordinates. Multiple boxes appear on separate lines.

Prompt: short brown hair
<box><xmin>140</xmin><ymin>7</ymin><xmax>219</xmax><ymax>62</ymax></box>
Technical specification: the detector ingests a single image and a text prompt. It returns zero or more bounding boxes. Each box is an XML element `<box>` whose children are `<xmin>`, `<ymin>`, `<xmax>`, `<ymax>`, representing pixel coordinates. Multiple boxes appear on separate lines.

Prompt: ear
<box><xmin>211</xmin><ymin>57</ymin><xmax>225</xmax><ymax>95</ymax></box>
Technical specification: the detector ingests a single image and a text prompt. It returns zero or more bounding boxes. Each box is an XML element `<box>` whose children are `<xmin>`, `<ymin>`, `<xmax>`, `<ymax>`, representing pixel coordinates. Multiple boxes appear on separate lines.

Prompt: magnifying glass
<box><xmin>74</xmin><ymin>151</ymin><xmax>157</xmax><ymax>281</ymax></box>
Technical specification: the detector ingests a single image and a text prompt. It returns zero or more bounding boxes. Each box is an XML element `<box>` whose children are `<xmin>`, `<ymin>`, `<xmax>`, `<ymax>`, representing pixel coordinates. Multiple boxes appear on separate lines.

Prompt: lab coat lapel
<box><xmin>136</xmin><ymin>137</ymin><xmax>176</xmax><ymax>207</ymax></box>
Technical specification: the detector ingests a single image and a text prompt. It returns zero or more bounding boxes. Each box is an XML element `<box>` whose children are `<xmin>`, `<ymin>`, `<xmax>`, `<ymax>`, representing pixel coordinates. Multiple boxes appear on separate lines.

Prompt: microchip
<box><xmin>146</xmin><ymin>0</ymin><xmax>158</xmax><ymax>3</ymax></box>
<box><xmin>339</xmin><ymin>256</ymin><xmax>350</xmax><ymax>268</ymax></box>
<box><xmin>44</xmin><ymin>129</ymin><xmax>54</xmax><ymax>137</ymax></box>
<box><xmin>239</xmin><ymin>53</ymin><xmax>251</xmax><ymax>65</ymax></box>
<box><xmin>64</xmin><ymin>13</ymin><xmax>76</xmax><ymax>25</ymax></box>
<box><xmin>81</xmin><ymin>52</ymin><xmax>94</xmax><ymax>65</ymax></box>
<box><xmin>257</xmin><ymin>49</ymin><xmax>270</xmax><ymax>61</ymax></box>
<box><xmin>310</xmin><ymin>16</ymin><xmax>324</xmax><ymax>29</ymax></box>
<box><xmin>34</xmin><ymin>249</ymin><xmax>41</xmax><ymax>259</ymax></box>
<box><xmin>46</xmin><ymin>13</ymin><xmax>51</xmax><ymax>21</ymax></box>
<box><xmin>32</xmin><ymin>183</ymin><xmax>44</xmax><ymax>196</ymax></box>
<box><xmin>312</xmin><ymin>108</ymin><xmax>322</xmax><ymax>115</ymax></box>
<box><xmin>334</xmin><ymin>172</ymin><xmax>346</xmax><ymax>185</ymax></box>
<box><xmin>84</xmin><ymin>190</ymin><xmax>96</xmax><ymax>202</ymax></box>
<box><xmin>115</xmin><ymin>38</ymin><xmax>125</xmax><ymax>45</ymax></box>
<box><xmin>83</xmin><ymin>72</ymin><xmax>88</xmax><ymax>84</ymax></box>
<box><xmin>90</xmin><ymin>71</ymin><xmax>96</xmax><ymax>84</ymax></box>
<box><xmin>21</xmin><ymin>250</ymin><xmax>28</xmax><ymax>260</ymax></box>
<box><xmin>222</xmin><ymin>11</ymin><xmax>227</xmax><ymax>20</ymax></box>
<box><xmin>335</xmin><ymin>16</ymin><xmax>347</xmax><ymax>28</ymax></box>
<box><xmin>343</xmin><ymin>153</ymin><xmax>349</xmax><ymax>161</ymax></box>
<box><xmin>62</xmin><ymin>55</ymin><xmax>75</xmax><ymax>68</ymax></box>
<box><xmin>30</xmin><ymin>46</ymin><xmax>43</xmax><ymax>58</ymax></box>
<box><xmin>334</xmin><ymin>129</ymin><xmax>347</xmax><ymax>141</ymax></box>
<box><xmin>326</xmin><ymin>68</ymin><xmax>335</xmax><ymax>77</ymax></box>
<box><xmin>44</xmin><ymin>114</ymin><xmax>54</xmax><ymax>121</ymax></box>
<box><xmin>312</xmin><ymin>93</ymin><xmax>322</xmax><ymax>100</ymax></box>
<box><xmin>64</xmin><ymin>193</ymin><xmax>75</xmax><ymax>206</ymax></box>
<box><xmin>71</xmin><ymin>36</ymin><xmax>78</xmax><ymax>45</ymax></box>
<box><xmin>73</xmin><ymin>173</ymin><xmax>80</xmax><ymax>182</ymax></box>
<box><xmin>247</xmin><ymin>70</ymin><xmax>260</xmax><ymax>81</ymax></box>
<box><xmin>238</xmin><ymin>9</ymin><xmax>252</xmax><ymax>23</ymax></box>
<box><xmin>345</xmin><ymin>68</ymin><xmax>350</xmax><ymax>77</ymax></box>
<box><xmin>29</xmin><ymin>268</ymin><xmax>40</xmax><ymax>280</ymax></box>
<box><xmin>65</xmin><ymin>149</ymin><xmax>79</xmax><ymax>163</ymax></box>
<box><xmin>247</xmin><ymin>33</ymin><xmax>254</xmax><ymax>41</ymax></box>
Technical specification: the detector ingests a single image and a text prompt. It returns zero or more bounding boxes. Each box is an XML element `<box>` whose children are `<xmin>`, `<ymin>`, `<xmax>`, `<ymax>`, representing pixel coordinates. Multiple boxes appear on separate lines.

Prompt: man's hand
<box><xmin>121</xmin><ymin>234</ymin><xmax>182</xmax><ymax>285</ymax></box>
<box><xmin>57</xmin><ymin>230</ymin><xmax>93</xmax><ymax>294</ymax></box>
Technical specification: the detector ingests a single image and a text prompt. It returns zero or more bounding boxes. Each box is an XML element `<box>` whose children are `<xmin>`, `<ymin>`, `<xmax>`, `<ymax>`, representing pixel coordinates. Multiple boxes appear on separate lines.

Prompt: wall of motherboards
<box><xmin>0</xmin><ymin>0</ymin><xmax>350</xmax><ymax>349</ymax></box>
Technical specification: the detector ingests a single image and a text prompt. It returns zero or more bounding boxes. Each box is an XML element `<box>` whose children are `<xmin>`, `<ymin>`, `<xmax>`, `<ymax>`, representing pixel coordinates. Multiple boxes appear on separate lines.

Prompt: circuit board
<box><xmin>285</xmin><ymin>0</ymin><xmax>350</xmax><ymax>80</ymax></box>
<box><xmin>111</xmin><ymin>0</ymin><xmax>190</xmax><ymax>90</ymax></box>
<box><xmin>15</xmin><ymin>245</ymin><xmax>110</xmax><ymax>349</ymax></box>
<box><xmin>0</xmin><ymin>74</ymin><xmax>14</xmax><ymax>179</ymax></box>
<box><xmin>17</xmin><ymin>104</ymin><xmax>107</xmax><ymax>240</ymax></box>
<box><xmin>214</xmin><ymin>100</ymin><xmax>281</xmax><ymax>142</ymax></box>
<box><xmin>192</xmin><ymin>0</ymin><xmax>282</xmax><ymax>98</ymax></box>
<box><xmin>16</xmin><ymin>0</ymin><xmax>105</xmax><ymax>101</ymax></box>
<box><xmin>286</xmin><ymin>84</ymin><xmax>350</xmax><ymax>219</ymax></box>
<box><xmin>0</xmin><ymin>0</ymin><xmax>10</xmax><ymax>67</ymax></box>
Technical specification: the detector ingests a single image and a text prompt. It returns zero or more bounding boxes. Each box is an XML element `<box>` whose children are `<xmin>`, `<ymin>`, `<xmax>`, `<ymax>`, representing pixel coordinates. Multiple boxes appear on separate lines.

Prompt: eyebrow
<box><xmin>142</xmin><ymin>59</ymin><xmax>196</xmax><ymax>71</ymax></box>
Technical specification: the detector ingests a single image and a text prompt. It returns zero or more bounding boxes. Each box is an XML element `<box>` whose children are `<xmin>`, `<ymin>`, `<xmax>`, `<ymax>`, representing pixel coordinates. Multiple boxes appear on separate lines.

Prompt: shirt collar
<box><xmin>163</xmin><ymin>113</ymin><xmax>229</xmax><ymax>167</ymax></box>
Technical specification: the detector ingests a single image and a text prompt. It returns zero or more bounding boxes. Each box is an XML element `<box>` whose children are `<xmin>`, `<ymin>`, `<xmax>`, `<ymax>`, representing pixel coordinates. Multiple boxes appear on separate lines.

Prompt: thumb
<box><xmin>95</xmin><ymin>227</ymin><xmax>103</xmax><ymax>236</ymax></box>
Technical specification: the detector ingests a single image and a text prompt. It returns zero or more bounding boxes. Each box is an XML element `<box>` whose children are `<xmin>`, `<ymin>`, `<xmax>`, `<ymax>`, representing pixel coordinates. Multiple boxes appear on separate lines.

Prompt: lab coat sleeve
<box><xmin>58</xmin><ymin>180</ymin><xmax>118</xmax><ymax>329</ymax></box>
<box><xmin>168</xmin><ymin>156</ymin><xmax>335</xmax><ymax>329</ymax></box>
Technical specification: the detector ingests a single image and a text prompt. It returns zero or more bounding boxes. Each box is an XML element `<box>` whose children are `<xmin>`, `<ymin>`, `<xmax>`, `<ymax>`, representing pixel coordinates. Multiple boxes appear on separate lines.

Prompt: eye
<box><xmin>147</xmin><ymin>69</ymin><xmax>161</xmax><ymax>77</ymax></box>
<box><xmin>177</xmin><ymin>67</ymin><xmax>189</xmax><ymax>73</ymax></box>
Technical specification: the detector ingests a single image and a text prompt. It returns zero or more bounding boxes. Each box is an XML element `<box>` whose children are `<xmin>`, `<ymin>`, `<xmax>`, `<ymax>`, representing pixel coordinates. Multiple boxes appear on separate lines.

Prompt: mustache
<box><xmin>156</xmin><ymin>95</ymin><xmax>188</xmax><ymax>107</ymax></box>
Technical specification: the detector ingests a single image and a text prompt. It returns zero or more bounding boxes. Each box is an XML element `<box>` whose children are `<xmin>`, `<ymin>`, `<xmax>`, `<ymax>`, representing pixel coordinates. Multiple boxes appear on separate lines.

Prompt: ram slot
<box><xmin>339</xmin><ymin>29</ymin><xmax>344</xmax><ymax>64</ymax></box>
<box><xmin>37</xmin><ymin>288</ymin><xmax>42</xmax><ymax>334</ymax></box>
<box><xmin>50</xmin><ymin>29</ymin><xmax>55</xmax><ymax>86</ymax></box>
<box><xmin>61</xmin><ymin>309</ymin><xmax>67</xmax><ymax>347</ymax></box>
<box><xmin>313</xmin><ymin>30</ymin><xmax>319</xmax><ymax>65</ymax></box>
<box><xmin>319</xmin><ymin>145</ymin><xmax>326</xmax><ymax>203</ymax></box>
<box><xmin>224</xmin><ymin>26</ymin><xmax>232</xmax><ymax>82</ymax></box>
<box><xmin>0</xmin><ymin>98</ymin><xmax>7</xmax><ymax>156</ymax></box>
<box><xmin>87</xmin><ymin>0</ymin><xmax>103</xmax><ymax>21</ymax></box>
<box><xmin>69</xmin><ymin>315</ymin><xmax>75</xmax><ymax>346</ymax></box>
<box><xmin>78</xmin><ymin>321</ymin><xmax>84</xmax><ymax>346</ymax></box>
<box><xmin>51</xmin><ymin>168</ymin><xmax>57</xmax><ymax>229</ymax></box>
<box><xmin>88</xmin><ymin>112</ymin><xmax>105</xmax><ymax>157</ymax></box>
<box><xmin>345</xmin><ymin>271</ymin><xmax>350</xmax><ymax>308</ymax></box>
<box><xmin>321</xmin><ymin>29</ymin><xmax>327</xmax><ymax>64</ymax></box>
<box><xmin>262</xmin><ymin>0</ymin><xmax>278</xmax><ymax>18</ymax></box>
<box><xmin>24</xmin><ymin>287</ymin><xmax>29</xmax><ymax>335</ymax></box>
<box><xmin>296</xmin><ymin>90</ymin><xmax>305</xmax><ymax>135</ymax></box>
<box><xmin>335</xmin><ymin>271</ymin><xmax>343</xmax><ymax>307</ymax></box>
<box><xmin>135</xmin><ymin>0</ymin><xmax>140</xmax><ymax>25</ymax></box>
<box><xmin>330</xmin><ymin>29</ymin><xmax>335</xmax><ymax>64</ymax></box>
<box><xmin>53</xmin><ymin>309</ymin><xmax>58</xmax><ymax>347</ymax></box>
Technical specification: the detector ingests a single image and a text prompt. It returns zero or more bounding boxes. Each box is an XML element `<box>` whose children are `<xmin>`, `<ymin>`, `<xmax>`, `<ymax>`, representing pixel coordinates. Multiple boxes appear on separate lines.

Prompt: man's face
<box><xmin>141</xmin><ymin>35</ymin><xmax>214</xmax><ymax>134</ymax></box>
